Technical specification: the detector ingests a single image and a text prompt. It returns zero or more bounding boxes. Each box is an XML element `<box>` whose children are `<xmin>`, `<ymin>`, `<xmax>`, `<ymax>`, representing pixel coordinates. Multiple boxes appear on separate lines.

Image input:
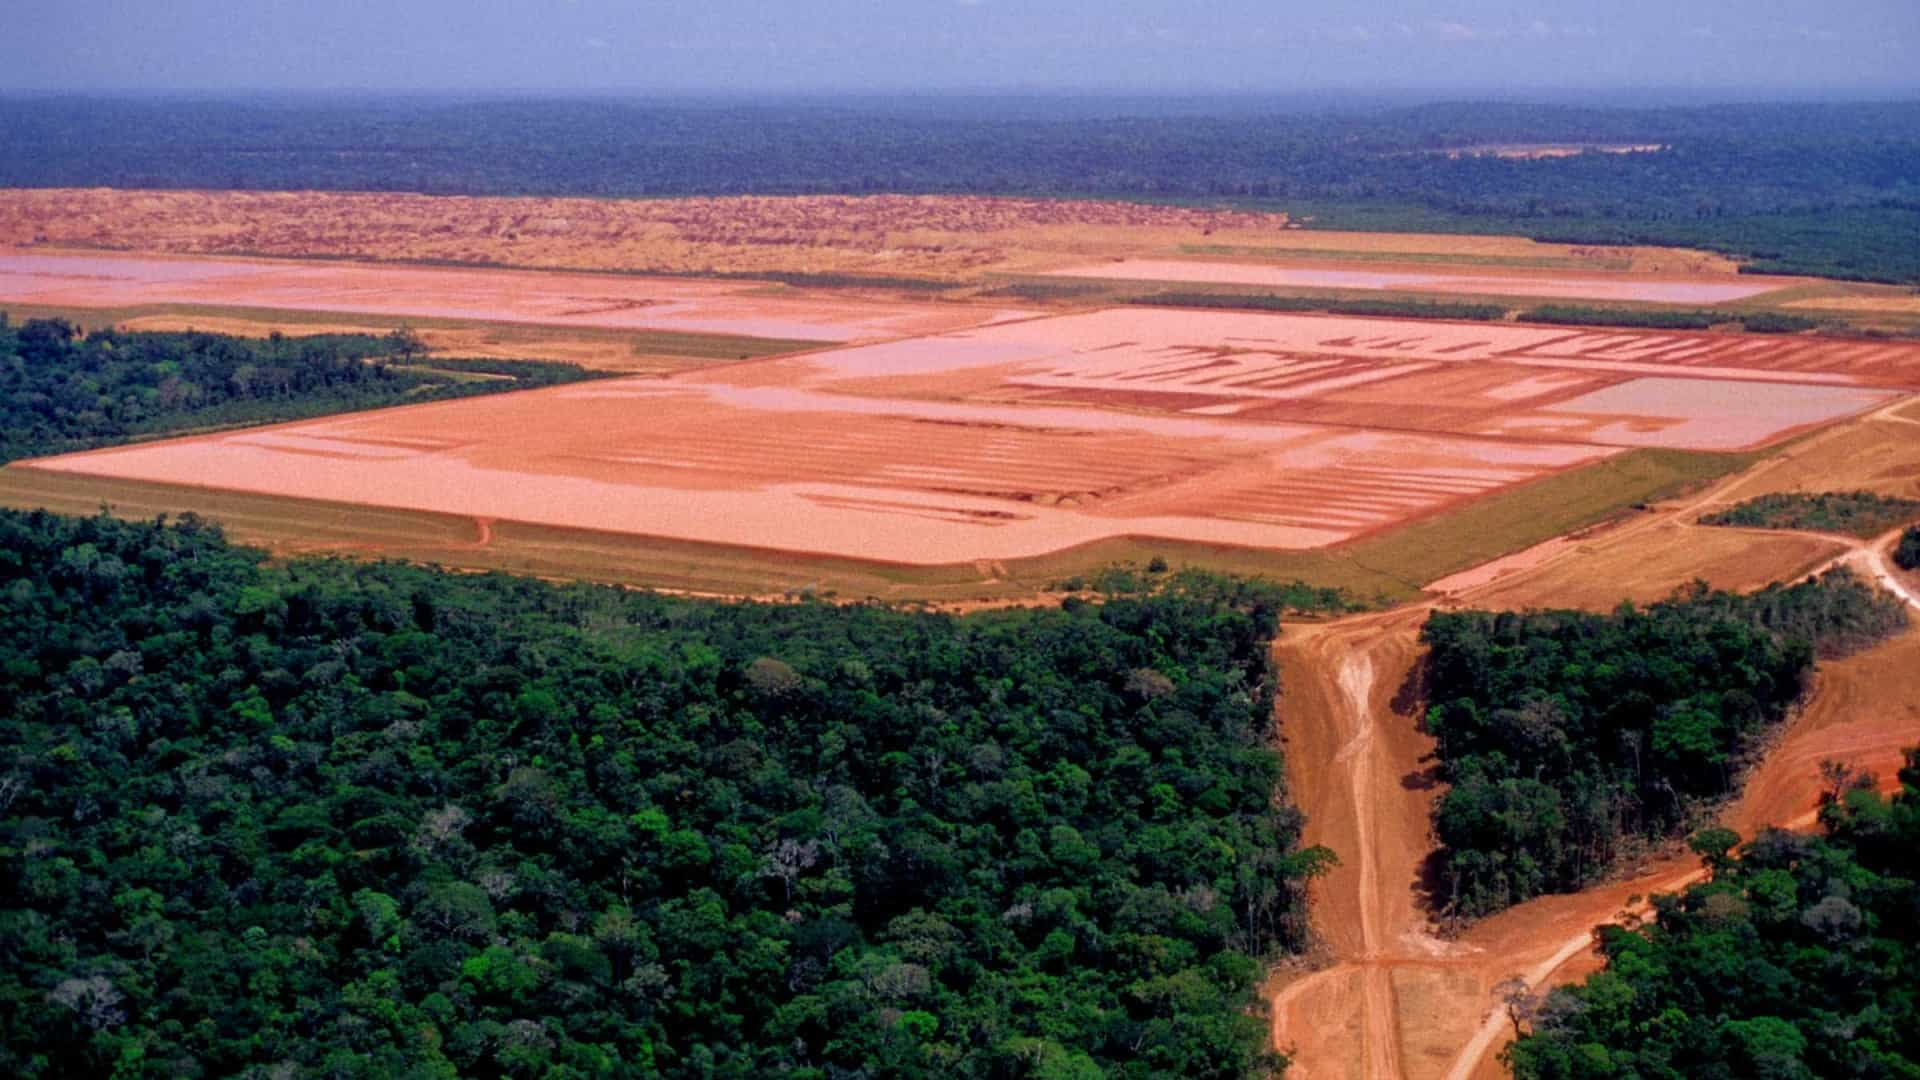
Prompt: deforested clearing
<box><xmin>15</xmin><ymin>305</ymin><xmax>1920</xmax><ymax>577</ymax></box>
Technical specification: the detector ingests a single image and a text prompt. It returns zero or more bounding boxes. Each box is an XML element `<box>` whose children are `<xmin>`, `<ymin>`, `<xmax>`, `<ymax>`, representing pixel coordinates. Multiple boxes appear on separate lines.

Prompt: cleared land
<box><xmin>0</xmin><ymin>190</ymin><xmax>1307</xmax><ymax>280</ymax></box>
<box><xmin>0</xmin><ymin>189</ymin><xmax>1745</xmax><ymax>282</ymax></box>
<box><xmin>14</xmin><ymin>306</ymin><xmax>1920</xmax><ymax>589</ymax></box>
<box><xmin>17</xmin><ymin>373</ymin><xmax>1615</xmax><ymax>564</ymax></box>
<box><xmin>1449</xmin><ymin>522</ymin><xmax>1845</xmax><ymax>610</ymax></box>
<box><xmin>0</xmin><ymin>251</ymin><xmax>1030</xmax><ymax>344</ymax></box>
<box><xmin>1043</xmin><ymin>257</ymin><xmax>1789</xmax><ymax>304</ymax></box>
<box><xmin>789</xmin><ymin>308</ymin><xmax>1914</xmax><ymax>449</ymax></box>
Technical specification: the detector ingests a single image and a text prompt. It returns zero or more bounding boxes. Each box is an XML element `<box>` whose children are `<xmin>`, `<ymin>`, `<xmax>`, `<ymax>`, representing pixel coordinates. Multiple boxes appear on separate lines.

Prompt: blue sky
<box><xmin>7</xmin><ymin>1</ymin><xmax>1917</xmax><ymax>96</ymax></box>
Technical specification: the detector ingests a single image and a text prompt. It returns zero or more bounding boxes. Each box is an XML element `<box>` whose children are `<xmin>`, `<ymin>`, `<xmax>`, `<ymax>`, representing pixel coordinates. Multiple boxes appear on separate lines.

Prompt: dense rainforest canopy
<box><xmin>1421</xmin><ymin>573</ymin><xmax>1908</xmax><ymax>918</ymax></box>
<box><xmin>3</xmin><ymin>97</ymin><xmax>1917</xmax><ymax>280</ymax></box>
<box><xmin>0</xmin><ymin>509</ymin><xmax>1325</xmax><ymax>1078</ymax></box>
<box><xmin>0</xmin><ymin>315</ymin><xmax>598</xmax><ymax>464</ymax></box>
<box><xmin>1507</xmin><ymin>752</ymin><xmax>1920</xmax><ymax>1078</ymax></box>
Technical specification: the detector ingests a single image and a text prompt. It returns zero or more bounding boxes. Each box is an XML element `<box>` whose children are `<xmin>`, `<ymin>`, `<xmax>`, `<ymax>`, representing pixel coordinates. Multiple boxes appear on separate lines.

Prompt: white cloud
<box><xmin>1427</xmin><ymin>20</ymin><xmax>1504</xmax><ymax>42</ymax></box>
<box><xmin>1326</xmin><ymin>25</ymin><xmax>1373</xmax><ymax>44</ymax></box>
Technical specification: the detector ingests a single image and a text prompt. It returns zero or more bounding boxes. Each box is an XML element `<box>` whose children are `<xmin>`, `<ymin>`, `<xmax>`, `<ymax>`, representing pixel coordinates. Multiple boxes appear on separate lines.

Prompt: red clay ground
<box><xmin>775</xmin><ymin>308</ymin><xmax>1919</xmax><ymax>450</ymax></box>
<box><xmin>1043</xmin><ymin>257</ymin><xmax>1790</xmax><ymax>304</ymax></box>
<box><xmin>20</xmin><ymin>373</ymin><xmax>1612</xmax><ymax>564</ymax></box>
<box><xmin>20</xmin><ymin>307</ymin><xmax>1920</xmax><ymax>567</ymax></box>
<box><xmin>0</xmin><ymin>251</ymin><xmax>1031</xmax><ymax>343</ymax></box>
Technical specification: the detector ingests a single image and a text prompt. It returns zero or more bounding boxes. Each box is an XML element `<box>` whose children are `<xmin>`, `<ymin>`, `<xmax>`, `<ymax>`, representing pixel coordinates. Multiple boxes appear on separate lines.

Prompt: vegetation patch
<box><xmin>1174</xmin><ymin>244</ymin><xmax>1635</xmax><ymax>272</ymax></box>
<box><xmin>0</xmin><ymin>301</ymin><xmax>829</xmax><ymax>365</ymax></box>
<box><xmin>1422</xmin><ymin>569</ymin><xmax>1908</xmax><ymax>918</ymax></box>
<box><xmin>1700</xmin><ymin>490</ymin><xmax>1920</xmax><ymax>538</ymax></box>
<box><xmin>1897</xmin><ymin>526</ymin><xmax>1920</xmax><ymax>571</ymax></box>
<box><xmin>977</xmin><ymin>280</ymin><xmax>1119</xmax><ymax>302</ymax></box>
<box><xmin>1134</xmin><ymin>291</ymin><xmax>1507</xmax><ymax>322</ymax></box>
<box><xmin>1507</xmin><ymin>755</ymin><xmax>1920</xmax><ymax>1078</ymax></box>
<box><xmin>1518</xmin><ymin>305</ymin><xmax>1824</xmax><ymax>333</ymax></box>
<box><xmin>0</xmin><ymin>316</ymin><xmax>606</xmax><ymax>463</ymax></box>
<box><xmin>0</xmin><ymin>509</ymin><xmax>1328</xmax><ymax>1077</ymax></box>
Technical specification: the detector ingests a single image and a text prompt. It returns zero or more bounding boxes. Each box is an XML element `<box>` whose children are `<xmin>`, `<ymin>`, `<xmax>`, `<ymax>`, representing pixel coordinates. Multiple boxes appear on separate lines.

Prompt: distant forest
<box><xmin>2</xmin><ymin>97</ymin><xmax>1918</xmax><ymax>282</ymax></box>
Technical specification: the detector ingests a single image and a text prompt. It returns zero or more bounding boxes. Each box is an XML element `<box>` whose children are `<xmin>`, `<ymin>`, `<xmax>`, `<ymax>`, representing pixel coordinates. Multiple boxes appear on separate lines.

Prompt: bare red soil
<box><xmin>0</xmin><ymin>190</ymin><xmax>1298</xmax><ymax>279</ymax></box>
<box><xmin>20</xmin><ymin>305</ymin><xmax>1920</xmax><ymax>567</ymax></box>
<box><xmin>1045</xmin><ymin>258</ymin><xmax>1787</xmax><ymax>303</ymax></box>
<box><xmin>0</xmin><ymin>251</ymin><xmax>1029</xmax><ymax>343</ymax></box>
<box><xmin>784</xmin><ymin>309</ymin><xmax>1916</xmax><ymax>452</ymax></box>
<box><xmin>20</xmin><ymin>372</ymin><xmax>1609</xmax><ymax>564</ymax></box>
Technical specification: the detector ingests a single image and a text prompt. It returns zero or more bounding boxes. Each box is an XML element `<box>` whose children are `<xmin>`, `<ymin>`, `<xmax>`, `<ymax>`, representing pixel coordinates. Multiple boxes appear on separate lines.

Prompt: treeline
<box><xmin>1700</xmin><ymin>491</ymin><xmax>1920</xmax><ymax>538</ymax></box>
<box><xmin>2</xmin><ymin>97</ymin><xmax>1918</xmax><ymax>281</ymax></box>
<box><xmin>1063</xmin><ymin>561</ymin><xmax>1359</xmax><ymax>617</ymax></box>
<box><xmin>0</xmin><ymin>509</ymin><xmax>1323</xmax><ymax>1078</ymax></box>
<box><xmin>1129</xmin><ymin>293</ymin><xmax>1832</xmax><ymax>333</ymax></box>
<box><xmin>1133</xmin><ymin>292</ymin><xmax>1507</xmax><ymax>321</ymax></box>
<box><xmin>1898</xmin><ymin>527</ymin><xmax>1920</xmax><ymax>571</ymax></box>
<box><xmin>1528</xmin><ymin>206</ymin><xmax>1920</xmax><ymax>285</ymax></box>
<box><xmin>1507</xmin><ymin>753</ymin><xmax>1920</xmax><ymax>1078</ymax></box>
<box><xmin>0</xmin><ymin>317</ymin><xmax>600</xmax><ymax>462</ymax></box>
<box><xmin>1421</xmin><ymin>570</ymin><xmax>1908</xmax><ymax>917</ymax></box>
<box><xmin>1516</xmin><ymin>305</ymin><xmax>1824</xmax><ymax>333</ymax></box>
